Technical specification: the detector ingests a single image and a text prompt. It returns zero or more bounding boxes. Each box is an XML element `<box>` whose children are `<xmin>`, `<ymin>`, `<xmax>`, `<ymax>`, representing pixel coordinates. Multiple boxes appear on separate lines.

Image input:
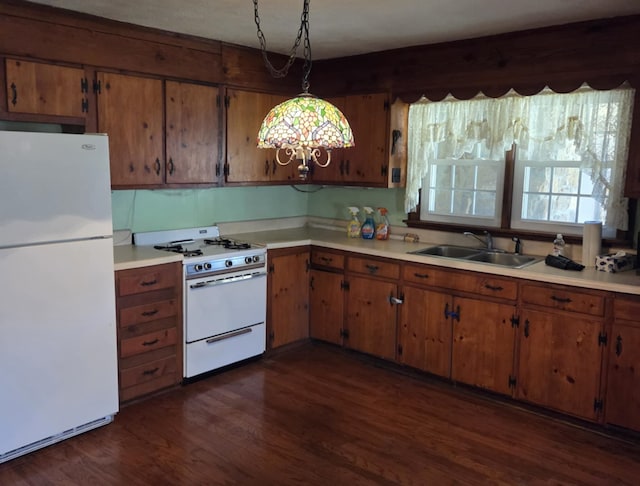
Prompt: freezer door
<box><xmin>0</xmin><ymin>131</ymin><xmax>113</xmax><ymax>247</ymax></box>
<box><xmin>0</xmin><ymin>238</ymin><xmax>119</xmax><ymax>456</ymax></box>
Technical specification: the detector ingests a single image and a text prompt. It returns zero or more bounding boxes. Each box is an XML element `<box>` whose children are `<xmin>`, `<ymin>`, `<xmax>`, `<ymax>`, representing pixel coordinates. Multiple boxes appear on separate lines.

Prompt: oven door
<box><xmin>185</xmin><ymin>271</ymin><xmax>267</xmax><ymax>343</ymax></box>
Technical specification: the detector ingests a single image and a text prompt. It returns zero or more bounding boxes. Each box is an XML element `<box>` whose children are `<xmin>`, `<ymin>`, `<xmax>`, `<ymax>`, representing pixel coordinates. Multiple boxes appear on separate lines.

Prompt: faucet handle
<box><xmin>511</xmin><ymin>236</ymin><xmax>522</xmax><ymax>254</ymax></box>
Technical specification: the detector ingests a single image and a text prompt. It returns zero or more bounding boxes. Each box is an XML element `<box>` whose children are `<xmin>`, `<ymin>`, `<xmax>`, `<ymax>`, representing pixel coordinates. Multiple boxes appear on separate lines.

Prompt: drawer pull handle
<box><xmin>140</xmin><ymin>279</ymin><xmax>158</xmax><ymax>287</ymax></box>
<box><xmin>484</xmin><ymin>284</ymin><xmax>503</xmax><ymax>291</ymax></box>
<box><xmin>10</xmin><ymin>83</ymin><xmax>17</xmax><ymax>105</ymax></box>
<box><xmin>524</xmin><ymin>319</ymin><xmax>530</xmax><ymax>338</ymax></box>
<box><xmin>142</xmin><ymin>338</ymin><xmax>159</xmax><ymax>346</ymax></box>
<box><xmin>206</xmin><ymin>327</ymin><xmax>252</xmax><ymax>344</ymax></box>
<box><xmin>320</xmin><ymin>256</ymin><xmax>333</xmax><ymax>264</ymax></box>
<box><xmin>365</xmin><ymin>264</ymin><xmax>379</xmax><ymax>274</ymax></box>
<box><xmin>615</xmin><ymin>335</ymin><xmax>623</xmax><ymax>357</ymax></box>
<box><xmin>551</xmin><ymin>295</ymin><xmax>572</xmax><ymax>304</ymax></box>
<box><xmin>142</xmin><ymin>367</ymin><xmax>159</xmax><ymax>376</ymax></box>
<box><xmin>413</xmin><ymin>273</ymin><xmax>429</xmax><ymax>279</ymax></box>
<box><xmin>141</xmin><ymin>309</ymin><xmax>159</xmax><ymax>317</ymax></box>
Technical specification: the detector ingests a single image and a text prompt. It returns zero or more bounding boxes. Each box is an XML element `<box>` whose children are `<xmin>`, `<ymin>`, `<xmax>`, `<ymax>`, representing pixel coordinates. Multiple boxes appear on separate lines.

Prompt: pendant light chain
<box><xmin>253</xmin><ymin>0</ymin><xmax>312</xmax><ymax>91</ymax></box>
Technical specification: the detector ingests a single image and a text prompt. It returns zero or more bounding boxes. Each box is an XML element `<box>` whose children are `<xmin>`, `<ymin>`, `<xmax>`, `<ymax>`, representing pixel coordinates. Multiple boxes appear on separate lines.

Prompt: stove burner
<box><xmin>154</xmin><ymin>244</ymin><xmax>203</xmax><ymax>257</ymax></box>
<box><xmin>204</xmin><ymin>238</ymin><xmax>251</xmax><ymax>250</ymax></box>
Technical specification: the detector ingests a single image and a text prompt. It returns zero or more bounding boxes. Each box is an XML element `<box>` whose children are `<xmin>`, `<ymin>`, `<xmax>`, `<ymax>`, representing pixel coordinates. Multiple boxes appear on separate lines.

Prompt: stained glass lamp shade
<box><xmin>257</xmin><ymin>92</ymin><xmax>354</xmax><ymax>179</ymax></box>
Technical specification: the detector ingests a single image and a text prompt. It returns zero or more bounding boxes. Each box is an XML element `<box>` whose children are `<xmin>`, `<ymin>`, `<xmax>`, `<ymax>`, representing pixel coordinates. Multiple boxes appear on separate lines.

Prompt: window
<box><xmin>406</xmin><ymin>85</ymin><xmax>635</xmax><ymax>238</ymax></box>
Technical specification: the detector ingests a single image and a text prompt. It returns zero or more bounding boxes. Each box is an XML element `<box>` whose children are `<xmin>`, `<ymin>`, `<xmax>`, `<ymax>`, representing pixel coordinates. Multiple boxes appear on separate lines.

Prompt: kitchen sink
<box><xmin>409</xmin><ymin>245</ymin><xmax>541</xmax><ymax>269</ymax></box>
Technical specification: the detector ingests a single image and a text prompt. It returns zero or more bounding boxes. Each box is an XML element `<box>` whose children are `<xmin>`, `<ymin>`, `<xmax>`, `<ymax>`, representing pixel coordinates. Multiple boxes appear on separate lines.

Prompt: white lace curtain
<box><xmin>406</xmin><ymin>84</ymin><xmax>636</xmax><ymax>230</ymax></box>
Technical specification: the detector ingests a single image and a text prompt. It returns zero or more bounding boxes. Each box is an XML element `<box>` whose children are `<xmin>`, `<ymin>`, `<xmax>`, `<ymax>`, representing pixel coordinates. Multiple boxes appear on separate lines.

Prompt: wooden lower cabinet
<box><xmin>517</xmin><ymin>307</ymin><xmax>604</xmax><ymax>421</ymax></box>
<box><xmin>115</xmin><ymin>262</ymin><xmax>183</xmax><ymax>403</ymax></box>
<box><xmin>399</xmin><ymin>286</ymin><xmax>451</xmax><ymax>377</ymax></box>
<box><xmin>309</xmin><ymin>269</ymin><xmax>344</xmax><ymax>345</ymax></box>
<box><xmin>346</xmin><ymin>275</ymin><xmax>398</xmax><ymax>360</ymax></box>
<box><xmin>605</xmin><ymin>296</ymin><xmax>640</xmax><ymax>431</ymax></box>
<box><xmin>451</xmin><ymin>296</ymin><xmax>516</xmax><ymax>395</ymax></box>
<box><xmin>267</xmin><ymin>248</ymin><xmax>310</xmax><ymax>349</ymax></box>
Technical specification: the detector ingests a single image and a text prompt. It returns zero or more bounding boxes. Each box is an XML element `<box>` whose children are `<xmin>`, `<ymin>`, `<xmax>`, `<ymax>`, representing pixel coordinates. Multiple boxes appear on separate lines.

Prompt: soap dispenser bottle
<box><xmin>361</xmin><ymin>207</ymin><xmax>376</xmax><ymax>239</ymax></box>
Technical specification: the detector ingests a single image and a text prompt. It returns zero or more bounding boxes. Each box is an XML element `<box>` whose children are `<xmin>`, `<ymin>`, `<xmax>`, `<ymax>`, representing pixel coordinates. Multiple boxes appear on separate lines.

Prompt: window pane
<box><xmin>550</xmin><ymin>195</ymin><xmax>577</xmax><ymax>222</ymax></box>
<box><xmin>522</xmin><ymin>194</ymin><xmax>549</xmax><ymax>221</ymax></box>
<box><xmin>477</xmin><ymin>165</ymin><xmax>499</xmax><ymax>190</ymax></box>
<box><xmin>434</xmin><ymin>166</ymin><xmax>452</xmax><ymax>188</ymax></box>
<box><xmin>577</xmin><ymin>197</ymin><xmax>605</xmax><ymax>223</ymax></box>
<box><xmin>431</xmin><ymin>189</ymin><xmax>452</xmax><ymax>214</ymax></box>
<box><xmin>452</xmin><ymin>190</ymin><xmax>475</xmax><ymax>214</ymax></box>
<box><xmin>475</xmin><ymin>191</ymin><xmax>496</xmax><ymax>217</ymax></box>
<box><xmin>454</xmin><ymin>166</ymin><xmax>476</xmax><ymax>190</ymax></box>
<box><xmin>524</xmin><ymin>167</ymin><xmax>550</xmax><ymax>193</ymax></box>
<box><xmin>551</xmin><ymin>167</ymin><xmax>580</xmax><ymax>194</ymax></box>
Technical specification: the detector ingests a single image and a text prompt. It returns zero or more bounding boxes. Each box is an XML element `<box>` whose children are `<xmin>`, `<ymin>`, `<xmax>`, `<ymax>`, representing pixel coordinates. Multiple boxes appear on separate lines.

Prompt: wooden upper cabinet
<box><xmin>96</xmin><ymin>72</ymin><xmax>164</xmax><ymax>187</ymax></box>
<box><xmin>225</xmin><ymin>88</ymin><xmax>299</xmax><ymax>184</ymax></box>
<box><xmin>165</xmin><ymin>81</ymin><xmax>220</xmax><ymax>184</ymax></box>
<box><xmin>5</xmin><ymin>58</ymin><xmax>86</xmax><ymax>118</ymax></box>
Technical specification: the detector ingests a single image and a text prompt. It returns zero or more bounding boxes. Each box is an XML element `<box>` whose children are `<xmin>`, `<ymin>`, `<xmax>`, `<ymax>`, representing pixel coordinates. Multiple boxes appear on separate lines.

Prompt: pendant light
<box><xmin>253</xmin><ymin>0</ymin><xmax>354</xmax><ymax>179</ymax></box>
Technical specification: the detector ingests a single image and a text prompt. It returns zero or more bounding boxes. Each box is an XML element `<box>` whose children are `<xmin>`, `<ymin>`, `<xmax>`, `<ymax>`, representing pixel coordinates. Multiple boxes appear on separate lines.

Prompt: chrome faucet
<box><xmin>464</xmin><ymin>231</ymin><xmax>493</xmax><ymax>250</ymax></box>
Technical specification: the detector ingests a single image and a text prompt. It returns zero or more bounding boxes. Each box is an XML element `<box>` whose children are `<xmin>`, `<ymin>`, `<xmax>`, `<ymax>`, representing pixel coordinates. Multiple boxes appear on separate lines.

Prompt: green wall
<box><xmin>111</xmin><ymin>185</ymin><xmax>408</xmax><ymax>232</ymax></box>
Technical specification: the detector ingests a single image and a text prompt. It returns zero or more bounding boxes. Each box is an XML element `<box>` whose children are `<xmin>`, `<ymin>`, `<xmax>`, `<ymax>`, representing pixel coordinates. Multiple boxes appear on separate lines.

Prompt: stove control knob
<box><xmin>204</xmin><ymin>262</ymin><xmax>212</xmax><ymax>270</ymax></box>
<box><xmin>225</xmin><ymin>260</ymin><xmax>233</xmax><ymax>268</ymax></box>
<box><xmin>252</xmin><ymin>255</ymin><xmax>260</xmax><ymax>263</ymax></box>
<box><xmin>194</xmin><ymin>264</ymin><xmax>203</xmax><ymax>272</ymax></box>
<box><xmin>244</xmin><ymin>256</ymin><xmax>252</xmax><ymax>264</ymax></box>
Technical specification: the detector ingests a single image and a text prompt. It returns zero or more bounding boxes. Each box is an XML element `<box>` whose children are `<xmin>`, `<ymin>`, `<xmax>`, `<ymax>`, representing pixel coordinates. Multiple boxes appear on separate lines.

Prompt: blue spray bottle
<box><xmin>361</xmin><ymin>206</ymin><xmax>376</xmax><ymax>239</ymax></box>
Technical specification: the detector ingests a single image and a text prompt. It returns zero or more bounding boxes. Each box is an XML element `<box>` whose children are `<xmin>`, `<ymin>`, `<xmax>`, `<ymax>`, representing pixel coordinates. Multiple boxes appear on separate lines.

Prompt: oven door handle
<box><xmin>189</xmin><ymin>272</ymin><xmax>266</xmax><ymax>289</ymax></box>
<box><xmin>206</xmin><ymin>327</ymin><xmax>253</xmax><ymax>344</ymax></box>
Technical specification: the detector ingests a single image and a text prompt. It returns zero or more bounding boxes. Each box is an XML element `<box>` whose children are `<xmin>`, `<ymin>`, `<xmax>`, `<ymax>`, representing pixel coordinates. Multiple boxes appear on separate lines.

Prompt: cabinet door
<box><xmin>451</xmin><ymin>296</ymin><xmax>515</xmax><ymax>395</ymax></box>
<box><xmin>517</xmin><ymin>308</ymin><xmax>603</xmax><ymax>421</ymax></box>
<box><xmin>97</xmin><ymin>72</ymin><xmax>164</xmax><ymax>187</ymax></box>
<box><xmin>399</xmin><ymin>286</ymin><xmax>452</xmax><ymax>378</ymax></box>
<box><xmin>268</xmin><ymin>251</ymin><xmax>310</xmax><ymax>348</ymax></box>
<box><xmin>342</xmin><ymin>93</ymin><xmax>388</xmax><ymax>185</ymax></box>
<box><xmin>346</xmin><ymin>275</ymin><xmax>397</xmax><ymax>360</ymax></box>
<box><xmin>225</xmin><ymin>89</ymin><xmax>298</xmax><ymax>183</ymax></box>
<box><xmin>5</xmin><ymin>59</ymin><xmax>86</xmax><ymax>118</ymax></box>
<box><xmin>605</xmin><ymin>321</ymin><xmax>640</xmax><ymax>431</ymax></box>
<box><xmin>165</xmin><ymin>81</ymin><xmax>220</xmax><ymax>184</ymax></box>
<box><xmin>309</xmin><ymin>269</ymin><xmax>344</xmax><ymax>345</ymax></box>
<box><xmin>310</xmin><ymin>96</ymin><xmax>348</xmax><ymax>183</ymax></box>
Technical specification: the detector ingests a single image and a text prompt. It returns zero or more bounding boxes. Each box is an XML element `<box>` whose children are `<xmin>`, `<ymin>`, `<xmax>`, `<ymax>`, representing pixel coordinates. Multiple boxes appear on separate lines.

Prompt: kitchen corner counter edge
<box><xmin>113</xmin><ymin>244</ymin><xmax>183</xmax><ymax>271</ymax></box>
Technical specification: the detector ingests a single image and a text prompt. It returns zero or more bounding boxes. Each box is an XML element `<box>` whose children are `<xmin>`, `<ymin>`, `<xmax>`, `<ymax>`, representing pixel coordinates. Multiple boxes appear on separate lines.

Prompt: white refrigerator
<box><xmin>0</xmin><ymin>131</ymin><xmax>119</xmax><ymax>463</ymax></box>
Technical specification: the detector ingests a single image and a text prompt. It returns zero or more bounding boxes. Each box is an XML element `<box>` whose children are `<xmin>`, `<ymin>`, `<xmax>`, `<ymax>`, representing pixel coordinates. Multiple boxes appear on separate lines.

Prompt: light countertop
<box><xmin>114</xmin><ymin>226</ymin><xmax>640</xmax><ymax>295</ymax></box>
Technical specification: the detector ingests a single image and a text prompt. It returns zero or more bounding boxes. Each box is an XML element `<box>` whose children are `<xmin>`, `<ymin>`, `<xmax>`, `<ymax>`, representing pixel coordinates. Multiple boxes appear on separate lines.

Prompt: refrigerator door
<box><xmin>0</xmin><ymin>237</ymin><xmax>119</xmax><ymax>456</ymax></box>
<box><xmin>0</xmin><ymin>131</ymin><xmax>113</xmax><ymax>248</ymax></box>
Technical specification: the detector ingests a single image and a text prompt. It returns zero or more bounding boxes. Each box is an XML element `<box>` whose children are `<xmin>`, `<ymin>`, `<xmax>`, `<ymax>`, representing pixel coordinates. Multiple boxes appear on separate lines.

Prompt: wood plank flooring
<box><xmin>2</xmin><ymin>343</ymin><xmax>639</xmax><ymax>485</ymax></box>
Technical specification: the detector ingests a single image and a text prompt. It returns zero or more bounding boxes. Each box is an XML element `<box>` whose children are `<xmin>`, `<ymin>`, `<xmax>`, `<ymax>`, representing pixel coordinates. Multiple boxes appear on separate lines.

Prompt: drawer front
<box><xmin>119</xmin><ymin>299</ymin><xmax>178</xmax><ymax>327</ymax></box>
<box><xmin>452</xmin><ymin>273</ymin><xmax>518</xmax><ymax>300</ymax></box>
<box><xmin>117</xmin><ymin>264</ymin><xmax>178</xmax><ymax>297</ymax></box>
<box><xmin>403</xmin><ymin>264</ymin><xmax>446</xmax><ymax>286</ymax></box>
<box><xmin>614</xmin><ymin>296</ymin><xmax>640</xmax><ymax>323</ymax></box>
<box><xmin>348</xmin><ymin>256</ymin><xmax>400</xmax><ymax>279</ymax></box>
<box><xmin>119</xmin><ymin>355</ymin><xmax>178</xmax><ymax>389</ymax></box>
<box><xmin>311</xmin><ymin>249</ymin><xmax>344</xmax><ymax>270</ymax></box>
<box><xmin>120</xmin><ymin>327</ymin><xmax>178</xmax><ymax>358</ymax></box>
<box><xmin>521</xmin><ymin>284</ymin><xmax>605</xmax><ymax>316</ymax></box>
<box><xmin>119</xmin><ymin>373</ymin><xmax>179</xmax><ymax>403</ymax></box>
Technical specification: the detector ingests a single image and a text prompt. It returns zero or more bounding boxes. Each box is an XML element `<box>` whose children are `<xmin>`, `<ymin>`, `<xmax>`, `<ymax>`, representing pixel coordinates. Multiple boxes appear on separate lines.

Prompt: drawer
<box><xmin>348</xmin><ymin>256</ymin><xmax>400</xmax><ymax>279</ymax></box>
<box><xmin>451</xmin><ymin>272</ymin><xmax>518</xmax><ymax>300</ymax></box>
<box><xmin>119</xmin><ymin>373</ymin><xmax>179</xmax><ymax>403</ymax></box>
<box><xmin>119</xmin><ymin>298</ymin><xmax>179</xmax><ymax>327</ymax></box>
<box><xmin>521</xmin><ymin>283</ymin><xmax>605</xmax><ymax>316</ymax></box>
<box><xmin>403</xmin><ymin>264</ymin><xmax>446</xmax><ymax>286</ymax></box>
<box><xmin>117</xmin><ymin>264</ymin><xmax>178</xmax><ymax>297</ymax></box>
<box><xmin>311</xmin><ymin>249</ymin><xmax>344</xmax><ymax>270</ymax></box>
<box><xmin>120</xmin><ymin>327</ymin><xmax>178</xmax><ymax>358</ymax></box>
<box><xmin>119</xmin><ymin>355</ymin><xmax>178</xmax><ymax>389</ymax></box>
<box><xmin>614</xmin><ymin>295</ymin><xmax>640</xmax><ymax>322</ymax></box>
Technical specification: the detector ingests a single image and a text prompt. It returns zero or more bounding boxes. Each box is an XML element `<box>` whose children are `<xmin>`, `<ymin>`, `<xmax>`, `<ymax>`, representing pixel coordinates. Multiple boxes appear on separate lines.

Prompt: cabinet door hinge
<box><xmin>224</xmin><ymin>95</ymin><xmax>230</xmax><ymax>108</ymax></box>
<box><xmin>215</xmin><ymin>163</ymin><xmax>221</xmax><ymax>177</ymax></box>
<box><xmin>306</xmin><ymin>259</ymin><xmax>310</xmax><ymax>272</ymax></box>
<box><xmin>510</xmin><ymin>315</ymin><xmax>520</xmax><ymax>328</ymax></box>
<box><xmin>223</xmin><ymin>163</ymin><xmax>230</xmax><ymax>176</ymax></box>
<box><xmin>381</xmin><ymin>165</ymin><xmax>388</xmax><ymax>177</ymax></box>
<box><xmin>340</xmin><ymin>280</ymin><xmax>350</xmax><ymax>291</ymax></box>
<box><xmin>80</xmin><ymin>77</ymin><xmax>89</xmax><ymax>93</ymax></box>
<box><xmin>598</xmin><ymin>331</ymin><xmax>608</xmax><ymax>346</ymax></box>
<box><xmin>268</xmin><ymin>330</ymin><xmax>275</xmax><ymax>342</ymax></box>
<box><xmin>93</xmin><ymin>80</ymin><xmax>101</xmax><ymax>94</ymax></box>
<box><xmin>383</xmin><ymin>99</ymin><xmax>390</xmax><ymax>110</ymax></box>
<box><xmin>309</xmin><ymin>275</ymin><xmax>314</xmax><ymax>290</ymax></box>
<box><xmin>268</xmin><ymin>263</ymin><xmax>275</xmax><ymax>274</ymax></box>
<box><xmin>508</xmin><ymin>375</ymin><xmax>517</xmax><ymax>389</ymax></box>
<box><xmin>81</xmin><ymin>98</ymin><xmax>89</xmax><ymax>113</ymax></box>
<box><xmin>397</xmin><ymin>344</ymin><xmax>403</xmax><ymax>356</ymax></box>
<box><xmin>340</xmin><ymin>328</ymin><xmax>350</xmax><ymax>339</ymax></box>
<box><xmin>593</xmin><ymin>398</ymin><xmax>604</xmax><ymax>412</ymax></box>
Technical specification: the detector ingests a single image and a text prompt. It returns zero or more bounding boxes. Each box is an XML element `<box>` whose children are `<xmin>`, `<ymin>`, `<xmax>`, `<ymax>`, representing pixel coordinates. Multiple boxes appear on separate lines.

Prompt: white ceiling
<box><xmin>27</xmin><ymin>0</ymin><xmax>640</xmax><ymax>60</ymax></box>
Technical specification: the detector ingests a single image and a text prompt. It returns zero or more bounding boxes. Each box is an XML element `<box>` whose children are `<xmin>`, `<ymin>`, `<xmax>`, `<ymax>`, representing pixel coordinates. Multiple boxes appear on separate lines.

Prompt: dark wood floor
<box><xmin>2</xmin><ymin>343</ymin><xmax>639</xmax><ymax>485</ymax></box>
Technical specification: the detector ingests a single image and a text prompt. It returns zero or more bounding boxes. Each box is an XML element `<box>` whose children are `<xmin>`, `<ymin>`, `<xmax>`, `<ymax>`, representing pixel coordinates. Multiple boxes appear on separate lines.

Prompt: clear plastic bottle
<box><xmin>552</xmin><ymin>233</ymin><xmax>566</xmax><ymax>256</ymax></box>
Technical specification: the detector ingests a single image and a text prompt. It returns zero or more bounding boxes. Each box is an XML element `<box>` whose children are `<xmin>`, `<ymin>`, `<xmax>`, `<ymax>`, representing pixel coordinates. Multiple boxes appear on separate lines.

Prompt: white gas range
<box><xmin>133</xmin><ymin>226</ymin><xmax>267</xmax><ymax>379</ymax></box>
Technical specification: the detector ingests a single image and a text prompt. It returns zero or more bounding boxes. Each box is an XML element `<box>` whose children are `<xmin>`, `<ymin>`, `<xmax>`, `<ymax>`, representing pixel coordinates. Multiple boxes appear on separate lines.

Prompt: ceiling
<box><xmin>26</xmin><ymin>0</ymin><xmax>640</xmax><ymax>60</ymax></box>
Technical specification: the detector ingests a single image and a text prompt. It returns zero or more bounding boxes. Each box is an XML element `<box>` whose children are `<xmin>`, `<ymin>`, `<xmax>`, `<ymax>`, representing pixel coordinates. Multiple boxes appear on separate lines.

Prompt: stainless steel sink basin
<box><xmin>466</xmin><ymin>251</ymin><xmax>539</xmax><ymax>268</ymax></box>
<box><xmin>409</xmin><ymin>245</ymin><xmax>541</xmax><ymax>269</ymax></box>
<box><xmin>410</xmin><ymin>245</ymin><xmax>483</xmax><ymax>258</ymax></box>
